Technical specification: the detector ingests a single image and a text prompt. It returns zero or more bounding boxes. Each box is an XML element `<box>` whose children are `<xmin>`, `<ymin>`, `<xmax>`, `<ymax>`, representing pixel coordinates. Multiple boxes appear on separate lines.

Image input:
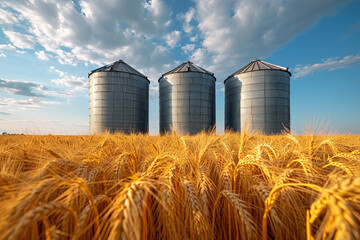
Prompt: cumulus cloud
<box><xmin>0</xmin><ymin>53</ymin><xmax>6</xmax><ymax>57</ymax></box>
<box><xmin>0</xmin><ymin>0</ymin><xmax>354</xmax><ymax>83</ymax></box>
<box><xmin>149</xmin><ymin>84</ymin><xmax>159</xmax><ymax>100</ymax></box>
<box><xmin>0</xmin><ymin>78</ymin><xmax>70</xmax><ymax>98</ymax></box>
<box><xmin>0</xmin><ymin>79</ymin><xmax>45</xmax><ymax>97</ymax></box>
<box><xmin>35</xmin><ymin>50</ymin><xmax>50</xmax><ymax>60</ymax></box>
<box><xmin>3</xmin><ymin>30</ymin><xmax>35</xmax><ymax>49</ymax></box>
<box><xmin>0</xmin><ymin>44</ymin><xmax>26</xmax><ymax>54</ymax></box>
<box><xmin>190</xmin><ymin>48</ymin><xmax>211</xmax><ymax>69</ymax></box>
<box><xmin>294</xmin><ymin>54</ymin><xmax>360</xmax><ymax>78</ymax></box>
<box><xmin>0</xmin><ymin>7</ymin><xmax>19</xmax><ymax>25</ymax></box>
<box><xmin>181</xmin><ymin>44</ymin><xmax>195</xmax><ymax>54</ymax></box>
<box><xmin>178</xmin><ymin>7</ymin><xmax>196</xmax><ymax>34</ymax></box>
<box><xmin>189</xmin><ymin>36</ymin><xmax>198</xmax><ymax>42</ymax></box>
<box><xmin>164</xmin><ymin>30</ymin><xmax>181</xmax><ymax>48</ymax></box>
<box><xmin>0</xmin><ymin>97</ymin><xmax>60</xmax><ymax>109</ymax></box>
<box><xmin>0</xmin><ymin>44</ymin><xmax>16</xmax><ymax>50</ymax></box>
<box><xmin>0</xmin><ymin>0</ymin><xmax>175</xmax><ymax>73</ymax></box>
<box><xmin>50</xmin><ymin>66</ymin><xmax>88</xmax><ymax>93</ymax></box>
<box><xmin>189</xmin><ymin>0</ymin><xmax>352</xmax><ymax>79</ymax></box>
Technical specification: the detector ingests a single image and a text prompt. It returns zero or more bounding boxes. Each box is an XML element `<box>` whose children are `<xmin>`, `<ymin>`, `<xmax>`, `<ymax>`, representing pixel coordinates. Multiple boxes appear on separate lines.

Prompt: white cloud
<box><xmin>178</xmin><ymin>7</ymin><xmax>196</xmax><ymax>34</ymax></box>
<box><xmin>0</xmin><ymin>0</ymin><xmax>354</xmax><ymax>84</ymax></box>
<box><xmin>50</xmin><ymin>66</ymin><xmax>88</xmax><ymax>93</ymax></box>
<box><xmin>189</xmin><ymin>36</ymin><xmax>198</xmax><ymax>42</ymax></box>
<box><xmin>0</xmin><ymin>0</ymin><xmax>174</xmax><ymax>71</ymax></box>
<box><xmin>55</xmin><ymin>49</ymin><xmax>77</xmax><ymax>66</ymax></box>
<box><xmin>144</xmin><ymin>0</ymin><xmax>170</xmax><ymax>24</ymax></box>
<box><xmin>0</xmin><ymin>44</ymin><xmax>16</xmax><ymax>50</ymax></box>
<box><xmin>190</xmin><ymin>48</ymin><xmax>211</xmax><ymax>68</ymax></box>
<box><xmin>0</xmin><ymin>78</ymin><xmax>71</xmax><ymax>98</ymax></box>
<box><xmin>49</xmin><ymin>66</ymin><xmax>65</xmax><ymax>77</ymax></box>
<box><xmin>0</xmin><ymin>7</ymin><xmax>19</xmax><ymax>25</ymax></box>
<box><xmin>190</xmin><ymin>0</ymin><xmax>352</xmax><ymax>80</ymax></box>
<box><xmin>164</xmin><ymin>30</ymin><xmax>181</xmax><ymax>48</ymax></box>
<box><xmin>0</xmin><ymin>52</ymin><xmax>6</xmax><ymax>57</ymax></box>
<box><xmin>149</xmin><ymin>84</ymin><xmax>159</xmax><ymax>99</ymax></box>
<box><xmin>3</xmin><ymin>30</ymin><xmax>35</xmax><ymax>49</ymax></box>
<box><xmin>183</xmin><ymin>7</ymin><xmax>195</xmax><ymax>24</ymax></box>
<box><xmin>0</xmin><ymin>97</ymin><xmax>60</xmax><ymax>109</ymax></box>
<box><xmin>294</xmin><ymin>54</ymin><xmax>360</xmax><ymax>78</ymax></box>
<box><xmin>181</xmin><ymin>44</ymin><xmax>195</xmax><ymax>54</ymax></box>
<box><xmin>35</xmin><ymin>50</ymin><xmax>50</xmax><ymax>60</ymax></box>
<box><xmin>0</xmin><ymin>79</ymin><xmax>41</xmax><ymax>97</ymax></box>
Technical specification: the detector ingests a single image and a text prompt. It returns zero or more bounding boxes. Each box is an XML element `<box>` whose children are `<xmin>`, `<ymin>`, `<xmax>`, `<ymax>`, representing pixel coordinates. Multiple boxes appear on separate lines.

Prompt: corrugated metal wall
<box><xmin>159</xmin><ymin>72</ymin><xmax>216</xmax><ymax>135</ymax></box>
<box><xmin>225</xmin><ymin>70</ymin><xmax>290</xmax><ymax>134</ymax></box>
<box><xmin>89</xmin><ymin>72</ymin><xmax>149</xmax><ymax>134</ymax></box>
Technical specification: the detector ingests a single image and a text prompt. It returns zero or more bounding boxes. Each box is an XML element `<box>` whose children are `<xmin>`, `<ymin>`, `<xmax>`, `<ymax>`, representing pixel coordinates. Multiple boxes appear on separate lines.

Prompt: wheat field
<box><xmin>0</xmin><ymin>132</ymin><xmax>359</xmax><ymax>240</ymax></box>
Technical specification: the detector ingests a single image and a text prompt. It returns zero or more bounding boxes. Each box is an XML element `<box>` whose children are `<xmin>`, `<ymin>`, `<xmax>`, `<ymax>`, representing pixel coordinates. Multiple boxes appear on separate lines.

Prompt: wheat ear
<box><xmin>109</xmin><ymin>182</ymin><xmax>147</xmax><ymax>240</ymax></box>
<box><xmin>9</xmin><ymin>202</ymin><xmax>78</xmax><ymax>240</ymax></box>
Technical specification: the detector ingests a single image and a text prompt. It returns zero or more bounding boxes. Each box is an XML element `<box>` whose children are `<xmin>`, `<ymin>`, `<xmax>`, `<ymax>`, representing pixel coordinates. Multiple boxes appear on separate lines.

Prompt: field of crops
<box><xmin>0</xmin><ymin>132</ymin><xmax>359</xmax><ymax>240</ymax></box>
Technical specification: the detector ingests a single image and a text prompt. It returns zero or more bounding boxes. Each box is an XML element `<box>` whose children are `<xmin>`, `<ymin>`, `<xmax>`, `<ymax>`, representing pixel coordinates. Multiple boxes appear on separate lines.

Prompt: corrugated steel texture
<box><xmin>89</xmin><ymin>60</ymin><xmax>149</xmax><ymax>134</ymax></box>
<box><xmin>159</xmin><ymin>61</ymin><xmax>216</xmax><ymax>135</ymax></box>
<box><xmin>225</xmin><ymin>59</ymin><xmax>290</xmax><ymax>134</ymax></box>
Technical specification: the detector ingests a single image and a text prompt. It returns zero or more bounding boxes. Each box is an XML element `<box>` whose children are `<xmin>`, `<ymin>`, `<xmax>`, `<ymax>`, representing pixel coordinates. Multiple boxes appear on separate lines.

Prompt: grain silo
<box><xmin>224</xmin><ymin>59</ymin><xmax>291</xmax><ymax>134</ymax></box>
<box><xmin>89</xmin><ymin>59</ymin><xmax>149</xmax><ymax>134</ymax></box>
<box><xmin>159</xmin><ymin>61</ymin><xmax>216</xmax><ymax>135</ymax></box>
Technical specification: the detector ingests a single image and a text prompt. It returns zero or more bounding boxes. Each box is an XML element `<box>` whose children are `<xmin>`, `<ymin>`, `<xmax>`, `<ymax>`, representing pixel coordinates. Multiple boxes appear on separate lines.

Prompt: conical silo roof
<box><xmin>225</xmin><ymin>59</ymin><xmax>291</xmax><ymax>83</ymax></box>
<box><xmin>159</xmin><ymin>61</ymin><xmax>215</xmax><ymax>81</ymax></box>
<box><xmin>89</xmin><ymin>59</ymin><xmax>148</xmax><ymax>79</ymax></box>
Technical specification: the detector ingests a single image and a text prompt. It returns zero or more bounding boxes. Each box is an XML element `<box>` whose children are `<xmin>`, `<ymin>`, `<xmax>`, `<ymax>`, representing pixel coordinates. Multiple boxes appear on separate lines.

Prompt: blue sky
<box><xmin>0</xmin><ymin>0</ymin><xmax>359</xmax><ymax>135</ymax></box>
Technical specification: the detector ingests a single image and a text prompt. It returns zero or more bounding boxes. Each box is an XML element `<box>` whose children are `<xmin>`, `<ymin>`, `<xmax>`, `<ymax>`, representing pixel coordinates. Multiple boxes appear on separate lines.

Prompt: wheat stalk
<box><xmin>109</xmin><ymin>181</ymin><xmax>147</xmax><ymax>240</ymax></box>
<box><xmin>75</xmin><ymin>194</ymin><xmax>111</xmax><ymax>238</ymax></box>
<box><xmin>9</xmin><ymin>201</ymin><xmax>78</xmax><ymax>240</ymax></box>
<box><xmin>1</xmin><ymin>133</ymin><xmax>359</xmax><ymax>240</ymax></box>
<box><xmin>45</xmin><ymin>225</ymin><xmax>59</xmax><ymax>240</ymax></box>
<box><xmin>220</xmin><ymin>190</ymin><xmax>257</xmax><ymax>239</ymax></box>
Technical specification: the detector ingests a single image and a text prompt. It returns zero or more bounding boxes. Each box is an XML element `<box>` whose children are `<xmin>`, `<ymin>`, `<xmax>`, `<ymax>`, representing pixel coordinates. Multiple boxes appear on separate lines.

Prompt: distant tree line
<box><xmin>2</xmin><ymin>132</ymin><xmax>24</xmax><ymax>135</ymax></box>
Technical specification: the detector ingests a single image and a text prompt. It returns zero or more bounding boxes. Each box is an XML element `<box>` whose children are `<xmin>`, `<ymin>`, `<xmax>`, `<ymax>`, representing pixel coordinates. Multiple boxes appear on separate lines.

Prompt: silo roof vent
<box><xmin>160</xmin><ymin>60</ymin><xmax>215</xmax><ymax>80</ymax></box>
<box><xmin>89</xmin><ymin>59</ymin><xmax>148</xmax><ymax>80</ymax></box>
<box><xmin>225</xmin><ymin>59</ymin><xmax>291</xmax><ymax>82</ymax></box>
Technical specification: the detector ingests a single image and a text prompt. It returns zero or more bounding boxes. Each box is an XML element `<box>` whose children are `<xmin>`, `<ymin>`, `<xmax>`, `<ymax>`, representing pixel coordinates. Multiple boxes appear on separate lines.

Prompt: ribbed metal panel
<box><xmin>89</xmin><ymin>70</ymin><xmax>149</xmax><ymax>134</ymax></box>
<box><xmin>159</xmin><ymin>71</ymin><xmax>216</xmax><ymax>135</ymax></box>
<box><xmin>225</xmin><ymin>69</ymin><xmax>290</xmax><ymax>134</ymax></box>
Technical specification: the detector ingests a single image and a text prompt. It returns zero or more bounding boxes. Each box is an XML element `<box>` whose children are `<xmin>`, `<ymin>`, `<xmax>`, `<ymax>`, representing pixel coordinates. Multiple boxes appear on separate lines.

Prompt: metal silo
<box><xmin>159</xmin><ymin>61</ymin><xmax>216</xmax><ymax>135</ymax></box>
<box><xmin>224</xmin><ymin>59</ymin><xmax>291</xmax><ymax>134</ymax></box>
<box><xmin>89</xmin><ymin>59</ymin><xmax>149</xmax><ymax>134</ymax></box>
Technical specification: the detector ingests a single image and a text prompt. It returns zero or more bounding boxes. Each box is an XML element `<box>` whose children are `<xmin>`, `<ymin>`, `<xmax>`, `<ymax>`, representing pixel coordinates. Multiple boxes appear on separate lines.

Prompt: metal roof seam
<box><xmin>89</xmin><ymin>59</ymin><xmax>148</xmax><ymax>81</ymax></box>
<box><xmin>260</xmin><ymin>61</ymin><xmax>271</xmax><ymax>70</ymax></box>
<box><xmin>159</xmin><ymin>61</ymin><xmax>215</xmax><ymax>81</ymax></box>
<box><xmin>224</xmin><ymin>59</ymin><xmax>291</xmax><ymax>83</ymax></box>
